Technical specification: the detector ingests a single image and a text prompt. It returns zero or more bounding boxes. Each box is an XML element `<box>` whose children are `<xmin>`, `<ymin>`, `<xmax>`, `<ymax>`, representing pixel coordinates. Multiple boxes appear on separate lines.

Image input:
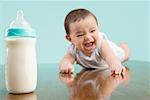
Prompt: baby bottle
<box><xmin>5</xmin><ymin>10</ymin><xmax>37</xmax><ymax>94</ymax></box>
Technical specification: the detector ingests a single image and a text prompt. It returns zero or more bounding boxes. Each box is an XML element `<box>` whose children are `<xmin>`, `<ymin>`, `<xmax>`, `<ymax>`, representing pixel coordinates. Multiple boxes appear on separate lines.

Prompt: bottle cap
<box><xmin>6</xmin><ymin>10</ymin><xmax>36</xmax><ymax>37</ymax></box>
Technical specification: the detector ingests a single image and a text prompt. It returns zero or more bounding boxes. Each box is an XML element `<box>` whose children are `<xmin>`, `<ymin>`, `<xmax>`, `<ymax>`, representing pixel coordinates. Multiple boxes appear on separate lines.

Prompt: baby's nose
<box><xmin>84</xmin><ymin>34</ymin><xmax>92</xmax><ymax>41</ymax></box>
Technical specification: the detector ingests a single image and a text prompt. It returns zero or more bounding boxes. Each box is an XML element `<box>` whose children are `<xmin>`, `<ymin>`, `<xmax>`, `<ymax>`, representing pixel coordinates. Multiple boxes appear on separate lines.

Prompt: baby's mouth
<box><xmin>83</xmin><ymin>41</ymin><xmax>95</xmax><ymax>50</ymax></box>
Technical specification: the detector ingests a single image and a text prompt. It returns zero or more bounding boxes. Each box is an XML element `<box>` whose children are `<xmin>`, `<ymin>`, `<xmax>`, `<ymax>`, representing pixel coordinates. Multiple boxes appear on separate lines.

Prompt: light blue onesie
<box><xmin>68</xmin><ymin>32</ymin><xmax>125</xmax><ymax>69</ymax></box>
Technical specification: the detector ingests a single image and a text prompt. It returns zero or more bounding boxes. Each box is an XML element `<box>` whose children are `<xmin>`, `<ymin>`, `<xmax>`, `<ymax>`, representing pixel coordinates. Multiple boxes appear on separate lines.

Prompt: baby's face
<box><xmin>68</xmin><ymin>15</ymin><xmax>99</xmax><ymax>56</ymax></box>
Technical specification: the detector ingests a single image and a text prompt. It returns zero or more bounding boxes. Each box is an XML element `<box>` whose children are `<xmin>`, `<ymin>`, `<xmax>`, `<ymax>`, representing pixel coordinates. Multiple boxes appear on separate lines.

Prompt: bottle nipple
<box><xmin>10</xmin><ymin>10</ymin><xmax>31</xmax><ymax>28</ymax></box>
<box><xmin>16</xmin><ymin>10</ymin><xmax>24</xmax><ymax>22</ymax></box>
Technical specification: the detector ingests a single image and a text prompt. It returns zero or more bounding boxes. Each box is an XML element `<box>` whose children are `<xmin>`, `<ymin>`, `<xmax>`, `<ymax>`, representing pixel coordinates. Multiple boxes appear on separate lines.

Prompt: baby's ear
<box><xmin>66</xmin><ymin>35</ymin><xmax>71</xmax><ymax>42</ymax></box>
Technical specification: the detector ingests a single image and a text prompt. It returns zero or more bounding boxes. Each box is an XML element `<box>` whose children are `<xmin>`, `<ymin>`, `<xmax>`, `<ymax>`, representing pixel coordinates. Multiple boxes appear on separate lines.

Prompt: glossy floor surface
<box><xmin>0</xmin><ymin>61</ymin><xmax>150</xmax><ymax>100</ymax></box>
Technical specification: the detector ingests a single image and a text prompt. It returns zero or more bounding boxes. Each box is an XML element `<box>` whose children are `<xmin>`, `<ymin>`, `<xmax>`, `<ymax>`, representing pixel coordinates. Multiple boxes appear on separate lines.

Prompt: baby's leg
<box><xmin>100</xmin><ymin>32</ymin><xmax>130</xmax><ymax>62</ymax></box>
<box><xmin>108</xmin><ymin>41</ymin><xmax>130</xmax><ymax>62</ymax></box>
<box><xmin>119</xmin><ymin>43</ymin><xmax>130</xmax><ymax>61</ymax></box>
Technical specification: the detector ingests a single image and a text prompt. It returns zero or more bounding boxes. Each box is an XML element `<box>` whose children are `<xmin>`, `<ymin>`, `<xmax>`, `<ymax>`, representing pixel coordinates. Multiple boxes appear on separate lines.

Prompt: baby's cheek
<box><xmin>77</xmin><ymin>43</ymin><xmax>82</xmax><ymax>50</ymax></box>
<box><xmin>77</xmin><ymin>42</ymin><xmax>84</xmax><ymax>50</ymax></box>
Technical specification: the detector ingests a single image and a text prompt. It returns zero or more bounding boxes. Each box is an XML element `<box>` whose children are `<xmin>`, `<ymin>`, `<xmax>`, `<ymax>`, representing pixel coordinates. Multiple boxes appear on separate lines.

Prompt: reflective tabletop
<box><xmin>0</xmin><ymin>61</ymin><xmax>150</xmax><ymax>100</ymax></box>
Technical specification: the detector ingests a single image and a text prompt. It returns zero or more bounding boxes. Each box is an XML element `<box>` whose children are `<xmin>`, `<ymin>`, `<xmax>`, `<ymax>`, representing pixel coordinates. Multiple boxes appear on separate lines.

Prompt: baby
<box><xmin>60</xmin><ymin>8</ymin><xmax>130</xmax><ymax>74</ymax></box>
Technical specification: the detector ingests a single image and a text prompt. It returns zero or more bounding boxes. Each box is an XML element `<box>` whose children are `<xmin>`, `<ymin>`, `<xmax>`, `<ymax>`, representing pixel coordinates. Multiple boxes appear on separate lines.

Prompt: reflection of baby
<box><xmin>59</xmin><ymin>67</ymin><xmax>130</xmax><ymax>100</ymax></box>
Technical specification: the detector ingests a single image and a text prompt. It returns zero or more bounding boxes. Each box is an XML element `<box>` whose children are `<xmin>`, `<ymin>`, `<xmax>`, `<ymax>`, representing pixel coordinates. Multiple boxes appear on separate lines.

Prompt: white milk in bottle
<box><xmin>5</xmin><ymin>10</ymin><xmax>37</xmax><ymax>94</ymax></box>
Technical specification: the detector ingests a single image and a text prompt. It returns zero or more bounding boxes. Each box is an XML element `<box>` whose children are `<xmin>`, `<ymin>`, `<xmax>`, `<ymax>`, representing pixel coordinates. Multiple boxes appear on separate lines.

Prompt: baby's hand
<box><xmin>110</xmin><ymin>63</ymin><xmax>126</xmax><ymax>75</ymax></box>
<box><xmin>59</xmin><ymin>61</ymin><xmax>74</xmax><ymax>74</ymax></box>
<box><xmin>59</xmin><ymin>73</ymin><xmax>74</xmax><ymax>85</ymax></box>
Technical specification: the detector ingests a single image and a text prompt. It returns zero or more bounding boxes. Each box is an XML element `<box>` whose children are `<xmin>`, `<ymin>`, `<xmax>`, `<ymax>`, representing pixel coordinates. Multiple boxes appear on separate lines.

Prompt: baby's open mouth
<box><xmin>84</xmin><ymin>42</ymin><xmax>94</xmax><ymax>47</ymax></box>
<box><xmin>83</xmin><ymin>42</ymin><xmax>95</xmax><ymax>50</ymax></box>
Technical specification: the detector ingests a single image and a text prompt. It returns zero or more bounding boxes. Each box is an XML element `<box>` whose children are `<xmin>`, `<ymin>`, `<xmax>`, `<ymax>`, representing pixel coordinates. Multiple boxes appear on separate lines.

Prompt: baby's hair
<box><xmin>64</xmin><ymin>8</ymin><xmax>98</xmax><ymax>35</ymax></box>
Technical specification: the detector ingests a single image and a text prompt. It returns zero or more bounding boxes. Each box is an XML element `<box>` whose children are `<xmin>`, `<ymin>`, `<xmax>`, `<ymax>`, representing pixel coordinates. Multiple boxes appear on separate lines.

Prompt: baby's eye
<box><xmin>77</xmin><ymin>34</ymin><xmax>84</xmax><ymax>37</ymax></box>
<box><xmin>90</xmin><ymin>30</ymin><xmax>96</xmax><ymax>33</ymax></box>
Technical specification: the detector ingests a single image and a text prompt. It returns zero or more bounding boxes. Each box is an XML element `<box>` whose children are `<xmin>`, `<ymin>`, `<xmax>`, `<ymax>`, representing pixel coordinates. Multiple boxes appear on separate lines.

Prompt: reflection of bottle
<box><xmin>7</xmin><ymin>92</ymin><xmax>37</xmax><ymax>100</ymax></box>
<box><xmin>5</xmin><ymin>10</ymin><xmax>37</xmax><ymax>93</ymax></box>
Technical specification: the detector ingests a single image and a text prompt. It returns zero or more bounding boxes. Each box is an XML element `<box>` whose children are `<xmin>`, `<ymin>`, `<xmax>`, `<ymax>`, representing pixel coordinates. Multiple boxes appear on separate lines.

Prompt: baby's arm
<box><xmin>59</xmin><ymin>51</ymin><xmax>75</xmax><ymax>74</ymax></box>
<box><xmin>100</xmin><ymin>39</ymin><xmax>126</xmax><ymax>74</ymax></box>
